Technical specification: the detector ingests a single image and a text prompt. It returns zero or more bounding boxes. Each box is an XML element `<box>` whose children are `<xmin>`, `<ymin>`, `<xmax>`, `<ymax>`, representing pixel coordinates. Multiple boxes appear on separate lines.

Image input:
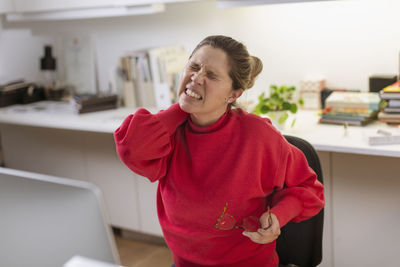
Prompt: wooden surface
<box><xmin>115</xmin><ymin>233</ymin><xmax>172</xmax><ymax>267</ymax></box>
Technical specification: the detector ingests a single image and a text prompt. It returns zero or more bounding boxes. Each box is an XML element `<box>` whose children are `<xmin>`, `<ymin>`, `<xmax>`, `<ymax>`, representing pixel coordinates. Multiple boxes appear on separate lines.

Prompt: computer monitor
<box><xmin>0</xmin><ymin>167</ymin><xmax>120</xmax><ymax>266</ymax></box>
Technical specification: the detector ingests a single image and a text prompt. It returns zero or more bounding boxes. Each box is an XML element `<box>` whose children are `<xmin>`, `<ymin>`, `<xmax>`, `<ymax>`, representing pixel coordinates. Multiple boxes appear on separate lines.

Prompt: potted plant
<box><xmin>253</xmin><ymin>85</ymin><xmax>304</xmax><ymax>129</ymax></box>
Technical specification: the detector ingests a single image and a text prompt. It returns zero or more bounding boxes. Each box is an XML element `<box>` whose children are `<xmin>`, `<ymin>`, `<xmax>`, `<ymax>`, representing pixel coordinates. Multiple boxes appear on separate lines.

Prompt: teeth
<box><xmin>186</xmin><ymin>89</ymin><xmax>202</xmax><ymax>100</ymax></box>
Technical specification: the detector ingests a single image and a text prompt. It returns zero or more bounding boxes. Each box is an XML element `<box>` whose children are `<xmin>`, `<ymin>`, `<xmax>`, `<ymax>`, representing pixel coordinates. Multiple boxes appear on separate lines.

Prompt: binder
<box><xmin>133</xmin><ymin>54</ymin><xmax>156</xmax><ymax>107</ymax></box>
<box><xmin>148</xmin><ymin>46</ymin><xmax>188</xmax><ymax>109</ymax></box>
<box><xmin>121</xmin><ymin>81</ymin><xmax>137</xmax><ymax>108</ymax></box>
<box><xmin>148</xmin><ymin>48</ymin><xmax>172</xmax><ymax>109</ymax></box>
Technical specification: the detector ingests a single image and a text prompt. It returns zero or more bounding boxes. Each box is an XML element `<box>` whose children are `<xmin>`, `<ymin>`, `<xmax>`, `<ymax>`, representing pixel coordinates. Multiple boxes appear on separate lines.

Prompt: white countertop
<box><xmin>0</xmin><ymin>101</ymin><xmax>156</xmax><ymax>134</ymax></box>
<box><xmin>0</xmin><ymin>101</ymin><xmax>399</xmax><ymax>158</ymax></box>
<box><xmin>281</xmin><ymin>111</ymin><xmax>400</xmax><ymax>158</ymax></box>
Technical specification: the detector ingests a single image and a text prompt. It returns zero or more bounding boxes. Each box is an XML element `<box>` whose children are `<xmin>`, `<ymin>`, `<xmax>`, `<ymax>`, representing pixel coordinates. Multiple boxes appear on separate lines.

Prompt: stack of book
<box><xmin>320</xmin><ymin>91</ymin><xmax>381</xmax><ymax>126</ymax></box>
<box><xmin>71</xmin><ymin>94</ymin><xmax>118</xmax><ymax>114</ymax></box>
<box><xmin>378</xmin><ymin>81</ymin><xmax>400</xmax><ymax>125</ymax></box>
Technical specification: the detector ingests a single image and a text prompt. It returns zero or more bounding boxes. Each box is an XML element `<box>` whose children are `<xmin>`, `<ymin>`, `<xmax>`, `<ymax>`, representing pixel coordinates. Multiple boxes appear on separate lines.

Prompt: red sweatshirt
<box><xmin>114</xmin><ymin>104</ymin><xmax>324</xmax><ymax>267</ymax></box>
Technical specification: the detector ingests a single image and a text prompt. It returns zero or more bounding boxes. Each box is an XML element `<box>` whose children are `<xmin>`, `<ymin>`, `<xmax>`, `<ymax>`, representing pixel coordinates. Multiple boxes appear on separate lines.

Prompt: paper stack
<box><xmin>366</xmin><ymin>128</ymin><xmax>400</xmax><ymax>146</ymax></box>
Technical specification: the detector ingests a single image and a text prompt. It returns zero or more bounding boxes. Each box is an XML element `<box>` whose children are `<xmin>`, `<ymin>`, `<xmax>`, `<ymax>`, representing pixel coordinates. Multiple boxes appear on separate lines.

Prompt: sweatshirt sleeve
<box><xmin>114</xmin><ymin>103</ymin><xmax>188</xmax><ymax>182</ymax></box>
<box><xmin>270</xmin><ymin>138</ymin><xmax>325</xmax><ymax>228</ymax></box>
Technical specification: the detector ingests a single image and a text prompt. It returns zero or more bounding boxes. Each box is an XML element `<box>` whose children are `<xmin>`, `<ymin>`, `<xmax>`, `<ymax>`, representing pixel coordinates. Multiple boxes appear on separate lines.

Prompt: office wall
<box><xmin>1</xmin><ymin>0</ymin><xmax>399</xmax><ymax>103</ymax></box>
<box><xmin>0</xmin><ymin>28</ymin><xmax>54</xmax><ymax>83</ymax></box>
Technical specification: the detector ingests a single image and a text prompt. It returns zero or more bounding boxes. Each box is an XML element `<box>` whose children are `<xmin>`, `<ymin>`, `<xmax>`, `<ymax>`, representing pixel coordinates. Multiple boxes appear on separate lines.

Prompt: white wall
<box><xmin>0</xmin><ymin>28</ymin><xmax>54</xmax><ymax>83</ymax></box>
<box><xmin>1</xmin><ymin>0</ymin><xmax>399</xmax><ymax>104</ymax></box>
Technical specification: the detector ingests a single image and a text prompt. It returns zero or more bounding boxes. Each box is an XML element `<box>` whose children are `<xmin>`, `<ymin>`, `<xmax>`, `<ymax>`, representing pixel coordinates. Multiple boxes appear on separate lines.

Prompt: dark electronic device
<box><xmin>369</xmin><ymin>74</ymin><xmax>397</xmax><ymax>93</ymax></box>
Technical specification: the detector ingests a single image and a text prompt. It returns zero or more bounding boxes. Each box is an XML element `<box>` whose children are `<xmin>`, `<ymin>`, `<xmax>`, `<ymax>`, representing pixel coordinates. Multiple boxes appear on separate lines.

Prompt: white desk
<box><xmin>0</xmin><ymin>101</ymin><xmax>152</xmax><ymax>133</ymax></box>
<box><xmin>1</xmin><ymin>101</ymin><xmax>399</xmax><ymax>156</ymax></box>
<box><xmin>282</xmin><ymin>111</ymin><xmax>400</xmax><ymax>157</ymax></box>
<box><xmin>0</xmin><ymin>101</ymin><xmax>399</xmax><ymax>267</ymax></box>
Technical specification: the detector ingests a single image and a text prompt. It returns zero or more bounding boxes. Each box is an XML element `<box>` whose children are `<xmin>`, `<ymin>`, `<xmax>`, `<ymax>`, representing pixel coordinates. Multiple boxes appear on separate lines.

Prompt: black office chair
<box><xmin>277</xmin><ymin>135</ymin><xmax>324</xmax><ymax>267</ymax></box>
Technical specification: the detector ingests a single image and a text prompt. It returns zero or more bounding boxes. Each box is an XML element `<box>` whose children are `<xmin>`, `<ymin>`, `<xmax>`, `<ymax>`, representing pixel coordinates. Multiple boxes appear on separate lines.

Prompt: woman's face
<box><xmin>178</xmin><ymin>45</ymin><xmax>242</xmax><ymax>126</ymax></box>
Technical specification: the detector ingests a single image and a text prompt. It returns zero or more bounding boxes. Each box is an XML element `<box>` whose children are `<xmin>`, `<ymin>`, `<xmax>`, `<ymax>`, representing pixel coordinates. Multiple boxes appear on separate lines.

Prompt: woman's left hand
<box><xmin>242</xmin><ymin>211</ymin><xmax>281</xmax><ymax>244</ymax></box>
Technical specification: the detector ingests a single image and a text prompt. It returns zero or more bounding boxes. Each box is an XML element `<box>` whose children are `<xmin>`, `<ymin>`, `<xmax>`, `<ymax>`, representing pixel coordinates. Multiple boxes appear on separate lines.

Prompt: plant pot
<box><xmin>267</xmin><ymin>111</ymin><xmax>296</xmax><ymax>131</ymax></box>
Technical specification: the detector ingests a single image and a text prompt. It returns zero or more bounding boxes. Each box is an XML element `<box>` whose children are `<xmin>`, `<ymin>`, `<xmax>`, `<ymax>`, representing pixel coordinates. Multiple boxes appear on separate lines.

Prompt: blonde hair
<box><xmin>191</xmin><ymin>35</ymin><xmax>263</xmax><ymax>91</ymax></box>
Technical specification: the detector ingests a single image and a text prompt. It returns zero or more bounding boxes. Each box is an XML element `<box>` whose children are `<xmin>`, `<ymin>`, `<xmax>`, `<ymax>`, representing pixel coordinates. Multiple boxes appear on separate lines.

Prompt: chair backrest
<box><xmin>276</xmin><ymin>135</ymin><xmax>324</xmax><ymax>267</ymax></box>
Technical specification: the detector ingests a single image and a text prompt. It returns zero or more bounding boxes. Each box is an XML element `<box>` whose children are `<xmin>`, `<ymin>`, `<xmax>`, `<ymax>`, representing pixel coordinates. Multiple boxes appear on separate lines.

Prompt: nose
<box><xmin>191</xmin><ymin>69</ymin><xmax>205</xmax><ymax>85</ymax></box>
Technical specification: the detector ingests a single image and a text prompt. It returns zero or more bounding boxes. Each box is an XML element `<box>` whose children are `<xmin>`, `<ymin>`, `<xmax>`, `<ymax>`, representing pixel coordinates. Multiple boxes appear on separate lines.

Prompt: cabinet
<box><xmin>217</xmin><ymin>0</ymin><xmax>333</xmax><ymax>8</ymax></box>
<box><xmin>12</xmin><ymin>0</ymin><xmax>196</xmax><ymax>13</ymax></box>
<box><xmin>5</xmin><ymin>0</ymin><xmax>197</xmax><ymax>21</ymax></box>
<box><xmin>329</xmin><ymin>153</ymin><xmax>400</xmax><ymax>267</ymax></box>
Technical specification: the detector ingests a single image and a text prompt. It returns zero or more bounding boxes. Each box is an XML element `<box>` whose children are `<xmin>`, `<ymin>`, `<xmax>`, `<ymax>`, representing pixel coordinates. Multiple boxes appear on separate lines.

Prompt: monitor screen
<box><xmin>0</xmin><ymin>167</ymin><xmax>120</xmax><ymax>266</ymax></box>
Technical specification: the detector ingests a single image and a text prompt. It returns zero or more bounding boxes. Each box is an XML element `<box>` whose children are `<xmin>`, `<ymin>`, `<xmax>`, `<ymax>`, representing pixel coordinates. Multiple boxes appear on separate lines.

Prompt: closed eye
<box><xmin>188</xmin><ymin>63</ymin><xmax>219</xmax><ymax>80</ymax></box>
<box><xmin>207</xmin><ymin>74</ymin><xmax>217</xmax><ymax>80</ymax></box>
<box><xmin>207</xmin><ymin>72</ymin><xmax>218</xmax><ymax>80</ymax></box>
<box><xmin>189</xmin><ymin>63</ymin><xmax>200</xmax><ymax>71</ymax></box>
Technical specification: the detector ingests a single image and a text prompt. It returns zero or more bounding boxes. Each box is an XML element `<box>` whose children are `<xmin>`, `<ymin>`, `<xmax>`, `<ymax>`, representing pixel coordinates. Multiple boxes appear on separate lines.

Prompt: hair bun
<box><xmin>247</xmin><ymin>56</ymin><xmax>263</xmax><ymax>89</ymax></box>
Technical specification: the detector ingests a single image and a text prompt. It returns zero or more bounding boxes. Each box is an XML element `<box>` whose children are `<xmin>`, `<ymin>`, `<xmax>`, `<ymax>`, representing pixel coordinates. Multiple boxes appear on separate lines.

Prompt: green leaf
<box><xmin>291</xmin><ymin>117</ymin><xmax>297</xmax><ymax>128</ymax></box>
<box><xmin>271</xmin><ymin>92</ymin><xmax>279</xmax><ymax>99</ymax></box>
<box><xmin>278</xmin><ymin>112</ymin><xmax>288</xmax><ymax>124</ymax></box>
<box><xmin>290</xmin><ymin>103</ymin><xmax>298</xmax><ymax>113</ymax></box>
<box><xmin>298</xmin><ymin>98</ymin><xmax>304</xmax><ymax>106</ymax></box>
<box><xmin>380</xmin><ymin>100</ymin><xmax>387</xmax><ymax>109</ymax></box>
<box><xmin>256</xmin><ymin>84</ymin><xmax>300</xmax><ymax>114</ymax></box>
<box><xmin>260</xmin><ymin>105</ymin><xmax>270</xmax><ymax>114</ymax></box>
<box><xmin>282</xmin><ymin>101</ymin><xmax>291</xmax><ymax>110</ymax></box>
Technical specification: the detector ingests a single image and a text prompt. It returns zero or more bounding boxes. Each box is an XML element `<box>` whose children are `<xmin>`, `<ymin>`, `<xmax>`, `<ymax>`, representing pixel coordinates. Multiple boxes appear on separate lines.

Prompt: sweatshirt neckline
<box><xmin>187</xmin><ymin>108</ymin><xmax>231</xmax><ymax>133</ymax></box>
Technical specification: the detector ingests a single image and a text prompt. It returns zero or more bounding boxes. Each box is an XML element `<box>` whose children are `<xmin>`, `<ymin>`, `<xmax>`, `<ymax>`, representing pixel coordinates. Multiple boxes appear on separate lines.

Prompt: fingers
<box><xmin>242</xmin><ymin>212</ymin><xmax>281</xmax><ymax>244</ymax></box>
<box><xmin>259</xmin><ymin>212</ymin><xmax>272</xmax><ymax>229</ymax></box>
<box><xmin>242</xmin><ymin>226</ymin><xmax>280</xmax><ymax>244</ymax></box>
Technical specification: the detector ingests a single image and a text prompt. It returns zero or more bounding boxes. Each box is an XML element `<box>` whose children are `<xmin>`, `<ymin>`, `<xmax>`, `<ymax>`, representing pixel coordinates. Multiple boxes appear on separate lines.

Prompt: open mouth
<box><xmin>185</xmin><ymin>88</ymin><xmax>203</xmax><ymax>100</ymax></box>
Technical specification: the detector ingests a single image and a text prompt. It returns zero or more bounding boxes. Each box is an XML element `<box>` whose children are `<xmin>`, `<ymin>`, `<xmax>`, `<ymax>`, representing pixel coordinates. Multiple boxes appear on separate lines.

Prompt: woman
<box><xmin>114</xmin><ymin>35</ymin><xmax>324</xmax><ymax>267</ymax></box>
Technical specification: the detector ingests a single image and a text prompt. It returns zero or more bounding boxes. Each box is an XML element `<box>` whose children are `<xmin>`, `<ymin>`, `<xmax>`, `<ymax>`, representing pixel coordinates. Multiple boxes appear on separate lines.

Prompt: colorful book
<box><xmin>387</xmin><ymin>99</ymin><xmax>400</xmax><ymax>108</ymax></box>
<box><xmin>322</xmin><ymin>107</ymin><xmax>373</xmax><ymax>114</ymax></box>
<box><xmin>325</xmin><ymin>92</ymin><xmax>381</xmax><ymax>110</ymax></box>
<box><xmin>378</xmin><ymin>111</ymin><xmax>400</xmax><ymax>120</ymax></box>
<box><xmin>321</xmin><ymin>111</ymin><xmax>378</xmax><ymax>122</ymax></box>
<box><xmin>319</xmin><ymin>117</ymin><xmax>373</xmax><ymax>126</ymax></box>
<box><xmin>382</xmin><ymin>81</ymin><xmax>400</xmax><ymax>93</ymax></box>
<box><xmin>380</xmin><ymin>91</ymin><xmax>400</xmax><ymax>100</ymax></box>
<box><xmin>383</xmin><ymin>107</ymin><xmax>400</xmax><ymax>113</ymax></box>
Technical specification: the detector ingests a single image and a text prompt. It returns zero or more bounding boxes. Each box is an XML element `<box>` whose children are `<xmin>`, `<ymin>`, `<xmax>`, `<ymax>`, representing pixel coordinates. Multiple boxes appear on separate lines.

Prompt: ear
<box><xmin>229</xmin><ymin>89</ymin><xmax>244</xmax><ymax>101</ymax></box>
